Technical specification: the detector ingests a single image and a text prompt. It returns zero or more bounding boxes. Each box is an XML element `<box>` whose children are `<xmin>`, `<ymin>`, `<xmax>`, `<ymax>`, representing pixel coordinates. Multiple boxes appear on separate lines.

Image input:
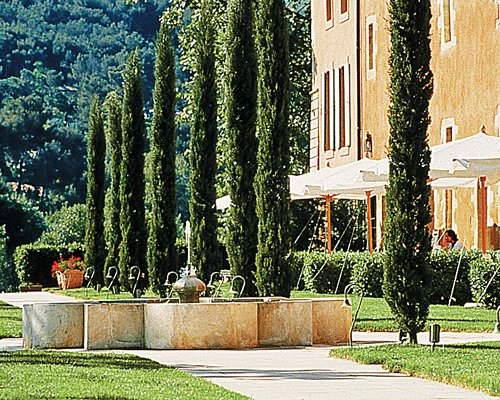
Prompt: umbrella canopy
<box><xmin>290</xmin><ymin>158</ymin><xmax>385</xmax><ymax>199</ymax></box>
<box><xmin>361</xmin><ymin>132</ymin><xmax>500</xmax><ymax>184</ymax></box>
<box><xmin>289</xmin><ymin>158</ymin><xmax>384</xmax><ymax>254</ymax></box>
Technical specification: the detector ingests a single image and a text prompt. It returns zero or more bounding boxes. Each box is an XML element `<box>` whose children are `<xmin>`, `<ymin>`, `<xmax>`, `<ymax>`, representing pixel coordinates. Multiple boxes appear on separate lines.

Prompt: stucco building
<box><xmin>310</xmin><ymin>0</ymin><xmax>500</xmax><ymax>250</ymax></box>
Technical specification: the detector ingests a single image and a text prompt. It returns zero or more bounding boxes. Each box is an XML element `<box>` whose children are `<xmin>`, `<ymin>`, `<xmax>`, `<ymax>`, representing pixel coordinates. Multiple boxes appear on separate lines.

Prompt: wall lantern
<box><xmin>365</xmin><ymin>132</ymin><xmax>373</xmax><ymax>155</ymax></box>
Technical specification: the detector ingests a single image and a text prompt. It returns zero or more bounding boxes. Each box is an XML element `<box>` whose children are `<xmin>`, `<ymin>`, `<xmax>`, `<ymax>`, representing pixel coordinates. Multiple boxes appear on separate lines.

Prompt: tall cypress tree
<box><xmin>188</xmin><ymin>0</ymin><xmax>219</xmax><ymax>283</ymax></box>
<box><xmin>383</xmin><ymin>0</ymin><xmax>433</xmax><ymax>344</ymax></box>
<box><xmin>147</xmin><ymin>17</ymin><xmax>178</xmax><ymax>296</ymax></box>
<box><xmin>85</xmin><ymin>95</ymin><xmax>106</xmax><ymax>287</ymax></box>
<box><xmin>118</xmin><ymin>50</ymin><xmax>148</xmax><ymax>296</ymax></box>
<box><xmin>254</xmin><ymin>0</ymin><xmax>291</xmax><ymax>297</ymax></box>
<box><xmin>103</xmin><ymin>91</ymin><xmax>122</xmax><ymax>286</ymax></box>
<box><xmin>224</xmin><ymin>0</ymin><xmax>258</xmax><ymax>296</ymax></box>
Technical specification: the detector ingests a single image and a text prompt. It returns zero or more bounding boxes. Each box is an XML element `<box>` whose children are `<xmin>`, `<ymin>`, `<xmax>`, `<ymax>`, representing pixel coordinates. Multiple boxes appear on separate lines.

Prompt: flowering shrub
<box><xmin>51</xmin><ymin>255</ymin><xmax>84</xmax><ymax>277</ymax></box>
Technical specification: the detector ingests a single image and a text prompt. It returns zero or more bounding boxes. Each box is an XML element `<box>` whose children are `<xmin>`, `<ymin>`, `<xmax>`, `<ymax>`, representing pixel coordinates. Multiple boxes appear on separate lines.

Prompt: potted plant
<box><xmin>51</xmin><ymin>256</ymin><xmax>85</xmax><ymax>289</ymax></box>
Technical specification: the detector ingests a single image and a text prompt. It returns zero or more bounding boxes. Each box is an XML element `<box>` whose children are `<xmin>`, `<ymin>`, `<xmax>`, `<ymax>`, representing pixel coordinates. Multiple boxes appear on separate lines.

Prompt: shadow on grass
<box><xmin>0</xmin><ymin>351</ymin><xmax>174</xmax><ymax>371</ymax></box>
<box><xmin>428</xmin><ymin>317</ymin><xmax>492</xmax><ymax>322</ymax></box>
<box><xmin>445</xmin><ymin>343</ymin><xmax>500</xmax><ymax>350</ymax></box>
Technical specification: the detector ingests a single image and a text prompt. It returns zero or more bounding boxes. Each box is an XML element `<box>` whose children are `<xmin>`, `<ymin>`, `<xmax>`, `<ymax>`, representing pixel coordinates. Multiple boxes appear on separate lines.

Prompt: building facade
<box><xmin>310</xmin><ymin>0</ymin><xmax>500</xmax><ymax>249</ymax></box>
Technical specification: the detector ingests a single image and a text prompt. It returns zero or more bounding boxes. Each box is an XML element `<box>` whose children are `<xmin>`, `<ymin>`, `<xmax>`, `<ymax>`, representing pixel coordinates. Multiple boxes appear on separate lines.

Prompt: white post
<box><xmin>185</xmin><ymin>221</ymin><xmax>193</xmax><ymax>275</ymax></box>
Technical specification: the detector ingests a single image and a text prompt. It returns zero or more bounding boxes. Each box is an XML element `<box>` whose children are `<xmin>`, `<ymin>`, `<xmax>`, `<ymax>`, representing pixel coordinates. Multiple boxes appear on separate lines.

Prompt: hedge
<box><xmin>290</xmin><ymin>249</ymin><xmax>496</xmax><ymax>307</ymax></box>
<box><xmin>14</xmin><ymin>243</ymin><xmax>85</xmax><ymax>287</ymax></box>
<box><xmin>469</xmin><ymin>253</ymin><xmax>500</xmax><ymax>308</ymax></box>
<box><xmin>289</xmin><ymin>251</ymin><xmax>353</xmax><ymax>295</ymax></box>
<box><xmin>428</xmin><ymin>249</ymin><xmax>482</xmax><ymax>305</ymax></box>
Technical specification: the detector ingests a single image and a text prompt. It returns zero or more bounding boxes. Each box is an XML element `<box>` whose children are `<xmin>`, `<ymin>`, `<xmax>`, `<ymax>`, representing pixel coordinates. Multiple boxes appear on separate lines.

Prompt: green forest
<box><xmin>0</xmin><ymin>0</ymin><xmax>367</xmax><ymax>293</ymax></box>
<box><xmin>0</xmin><ymin>0</ymin><xmax>166</xmax><ymax>208</ymax></box>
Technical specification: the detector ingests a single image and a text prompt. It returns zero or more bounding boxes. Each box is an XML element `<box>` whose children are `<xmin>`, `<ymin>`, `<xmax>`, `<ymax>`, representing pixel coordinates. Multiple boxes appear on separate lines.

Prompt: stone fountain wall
<box><xmin>23</xmin><ymin>298</ymin><xmax>351</xmax><ymax>350</ymax></box>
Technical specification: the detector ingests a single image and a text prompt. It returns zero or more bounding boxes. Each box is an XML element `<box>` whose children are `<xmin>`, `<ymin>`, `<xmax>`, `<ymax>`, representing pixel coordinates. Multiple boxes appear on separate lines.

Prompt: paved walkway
<box><xmin>0</xmin><ymin>291</ymin><xmax>82</xmax><ymax>307</ymax></box>
<box><xmin>1</xmin><ymin>292</ymin><xmax>499</xmax><ymax>399</ymax></box>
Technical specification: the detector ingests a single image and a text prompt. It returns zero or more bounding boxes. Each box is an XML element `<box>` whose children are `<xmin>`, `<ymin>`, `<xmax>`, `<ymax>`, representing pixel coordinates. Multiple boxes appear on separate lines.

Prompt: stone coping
<box><xmin>23</xmin><ymin>297</ymin><xmax>352</xmax><ymax>350</ymax></box>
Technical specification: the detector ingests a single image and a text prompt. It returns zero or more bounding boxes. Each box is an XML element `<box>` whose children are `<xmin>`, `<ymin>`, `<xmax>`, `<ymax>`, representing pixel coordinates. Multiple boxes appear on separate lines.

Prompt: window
<box><xmin>340</xmin><ymin>0</ymin><xmax>348</xmax><ymax>15</ymax></box>
<box><xmin>495</xmin><ymin>105</ymin><xmax>500</xmax><ymax>136</ymax></box>
<box><xmin>441</xmin><ymin>118</ymin><xmax>456</xmax><ymax>229</ymax></box>
<box><xmin>323</xmin><ymin>71</ymin><xmax>331</xmax><ymax>150</ymax></box>
<box><xmin>445</xmin><ymin>126</ymin><xmax>453</xmax><ymax>143</ymax></box>
<box><xmin>340</xmin><ymin>0</ymin><xmax>349</xmax><ymax>22</ymax></box>
<box><xmin>335</xmin><ymin>64</ymin><xmax>351</xmax><ymax>149</ymax></box>
<box><xmin>366</xmin><ymin>16</ymin><xmax>377</xmax><ymax>80</ymax></box>
<box><xmin>326</xmin><ymin>0</ymin><xmax>332</xmax><ymax>24</ymax></box>
<box><xmin>339</xmin><ymin>66</ymin><xmax>345</xmax><ymax>148</ymax></box>
<box><xmin>368</xmin><ymin>24</ymin><xmax>374</xmax><ymax>70</ymax></box>
<box><xmin>443</xmin><ymin>0</ymin><xmax>451</xmax><ymax>43</ymax></box>
<box><xmin>497</xmin><ymin>0</ymin><xmax>500</xmax><ymax>30</ymax></box>
<box><xmin>439</xmin><ymin>0</ymin><xmax>455</xmax><ymax>50</ymax></box>
<box><xmin>441</xmin><ymin>118</ymin><xmax>457</xmax><ymax>143</ymax></box>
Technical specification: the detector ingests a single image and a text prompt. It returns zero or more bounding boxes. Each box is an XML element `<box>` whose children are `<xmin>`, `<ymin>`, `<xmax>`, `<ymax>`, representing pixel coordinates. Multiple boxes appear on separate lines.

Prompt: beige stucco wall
<box><xmin>310</xmin><ymin>0</ymin><xmax>360</xmax><ymax>169</ymax></box>
<box><xmin>311</xmin><ymin>0</ymin><xmax>500</xmax><ymax>249</ymax></box>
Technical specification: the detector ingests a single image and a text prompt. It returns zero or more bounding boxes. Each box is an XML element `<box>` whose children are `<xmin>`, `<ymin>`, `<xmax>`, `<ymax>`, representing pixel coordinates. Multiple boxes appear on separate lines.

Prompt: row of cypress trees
<box><xmin>84</xmin><ymin>17</ymin><xmax>177</xmax><ymax>296</ymax></box>
<box><xmin>85</xmin><ymin>0</ymin><xmax>293</xmax><ymax>298</ymax></box>
<box><xmin>217</xmin><ymin>0</ymin><xmax>291</xmax><ymax>296</ymax></box>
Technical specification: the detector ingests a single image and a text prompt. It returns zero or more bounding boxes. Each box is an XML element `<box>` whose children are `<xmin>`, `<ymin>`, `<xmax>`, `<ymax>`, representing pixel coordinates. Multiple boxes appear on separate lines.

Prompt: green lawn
<box><xmin>2</xmin><ymin>291</ymin><xmax>496</xmax><ymax>339</ymax></box>
<box><xmin>0</xmin><ymin>351</ymin><xmax>249</xmax><ymax>400</ymax></box>
<box><xmin>330</xmin><ymin>341</ymin><xmax>500</xmax><ymax>397</ymax></box>
<box><xmin>47</xmin><ymin>286</ymin><xmax>158</xmax><ymax>300</ymax></box>
<box><xmin>291</xmin><ymin>291</ymin><xmax>497</xmax><ymax>332</ymax></box>
<box><xmin>0</xmin><ymin>302</ymin><xmax>22</xmax><ymax>339</ymax></box>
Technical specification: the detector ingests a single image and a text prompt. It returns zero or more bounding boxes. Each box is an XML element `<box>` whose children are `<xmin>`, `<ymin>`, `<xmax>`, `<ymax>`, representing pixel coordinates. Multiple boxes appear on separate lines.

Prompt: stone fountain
<box><xmin>172</xmin><ymin>221</ymin><xmax>206</xmax><ymax>303</ymax></box>
<box><xmin>22</xmin><ymin>222</ymin><xmax>352</xmax><ymax>350</ymax></box>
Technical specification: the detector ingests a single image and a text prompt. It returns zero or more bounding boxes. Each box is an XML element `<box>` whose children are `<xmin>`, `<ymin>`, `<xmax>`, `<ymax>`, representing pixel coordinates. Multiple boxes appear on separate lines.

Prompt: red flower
<box><xmin>50</xmin><ymin>255</ymin><xmax>84</xmax><ymax>277</ymax></box>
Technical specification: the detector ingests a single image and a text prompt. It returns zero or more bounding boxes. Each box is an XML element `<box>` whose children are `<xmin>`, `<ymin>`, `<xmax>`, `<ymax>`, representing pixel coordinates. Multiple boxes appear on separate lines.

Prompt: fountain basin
<box><xmin>23</xmin><ymin>298</ymin><xmax>351</xmax><ymax>350</ymax></box>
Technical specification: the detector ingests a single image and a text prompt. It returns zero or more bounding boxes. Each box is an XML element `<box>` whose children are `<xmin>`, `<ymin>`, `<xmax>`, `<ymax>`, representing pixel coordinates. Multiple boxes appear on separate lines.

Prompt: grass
<box><xmin>47</xmin><ymin>286</ymin><xmax>158</xmax><ymax>300</ymax></box>
<box><xmin>330</xmin><ymin>341</ymin><xmax>500</xmax><ymax>397</ymax></box>
<box><xmin>0</xmin><ymin>302</ymin><xmax>22</xmax><ymax>339</ymax></box>
<box><xmin>2</xmin><ymin>290</ymin><xmax>496</xmax><ymax>337</ymax></box>
<box><xmin>291</xmin><ymin>291</ymin><xmax>498</xmax><ymax>332</ymax></box>
<box><xmin>0</xmin><ymin>351</ymin><xmax>249</xmax><ymax>400</ymax></box>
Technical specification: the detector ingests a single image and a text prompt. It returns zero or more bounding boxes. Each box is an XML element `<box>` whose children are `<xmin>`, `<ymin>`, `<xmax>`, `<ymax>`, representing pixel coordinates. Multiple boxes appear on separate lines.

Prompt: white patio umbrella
<box><xmin>290</xmin><ymin>158</ymin><xmax>385</xmax><ymax>253</ymax></box>
<box><xmin>360</xmin><ymin>131</ymin><xmax>500</xmax><ymax>253</ymax></box>
<box><xmin>361</xmin><ymin>132</ymin><xmax>500</xmax><ymax>182</ymax></box>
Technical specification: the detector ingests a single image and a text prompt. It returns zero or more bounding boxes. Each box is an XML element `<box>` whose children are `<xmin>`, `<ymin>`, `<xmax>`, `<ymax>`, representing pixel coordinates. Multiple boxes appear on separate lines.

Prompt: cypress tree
<box><xmin>85</xmin><ymin>95</ymin><xmax>107</xmax><ymax>287</ymax></box>
<box><xmin>103</xmin><ymin>91</ymin><xmax>122</xmax><ymax>289</ymax></box>
<box><xmin>224</xmin><ymin>0</ymin><xmax>258</xmax><ymax>296</ymax></box>
<box><xmin>147</xmin><ymin>17</ymin><xmax>178</xmax><ymax>296</ymax></box>
<box><xmin>383</xmin><ymin>0</ymin><xmax>433</xmax><ymax>344</ymax></box>
<box><xmin>188</xmin><ymin>0</ymin><xmax>219</xmax><ymax>283</ymax></box>
<box><xmin>254</xmin><ymin>0</ymin><xmax>291</xmax><ymax>296</ymax></box>
<box><xmin>118</xmin><ymin>50</ymin><xmax>148</xmax><ymax>296</ymax></box>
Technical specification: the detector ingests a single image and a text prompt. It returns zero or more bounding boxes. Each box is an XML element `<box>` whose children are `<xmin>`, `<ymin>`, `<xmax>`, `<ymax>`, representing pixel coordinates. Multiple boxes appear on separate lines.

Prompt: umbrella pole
<box><xmin>366</xmin><ymin>191</ymin><xmax>373</xmax><ymax>254</ymax></box>
<box><xmin>326</xmin><ymin>196</ymin><xmax>332</xmax><ymax>254</ymax></box>
<box><xmin>479</xmin><ymin>176</ymin><xmax>487</xmax><ymax>254</ymax></box>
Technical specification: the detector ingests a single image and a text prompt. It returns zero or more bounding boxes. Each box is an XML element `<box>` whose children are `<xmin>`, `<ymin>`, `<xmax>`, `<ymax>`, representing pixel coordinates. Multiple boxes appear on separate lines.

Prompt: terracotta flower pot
<box><xmin>56</xmin><ymin>270</ymin><xmax>84</xmax><ymax>290</ymax></box>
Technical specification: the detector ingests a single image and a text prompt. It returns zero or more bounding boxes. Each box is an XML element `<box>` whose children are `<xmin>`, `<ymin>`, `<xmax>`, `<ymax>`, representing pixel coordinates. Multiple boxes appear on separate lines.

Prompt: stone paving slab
<box><xmin>1</xmin><ymin>292</ymin><xmax>499</xmax><ymax>399</ymax></box>
<box><xmin>118</xmin><ymin>345</ymin><xmax>499</xmax><ymax>400</ymax></box>
<box><xmin>0</xmin><ymin>291</ymin><xmax>81</xmax><ymax>307</ymax></box>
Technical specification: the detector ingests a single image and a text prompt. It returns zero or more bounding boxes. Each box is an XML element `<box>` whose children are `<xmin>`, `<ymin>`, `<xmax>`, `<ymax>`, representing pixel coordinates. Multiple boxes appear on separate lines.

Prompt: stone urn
<box><xmin>173</xmin><ymin>275</ymin><xmax>206</xmax><ymax>303</ymax></box>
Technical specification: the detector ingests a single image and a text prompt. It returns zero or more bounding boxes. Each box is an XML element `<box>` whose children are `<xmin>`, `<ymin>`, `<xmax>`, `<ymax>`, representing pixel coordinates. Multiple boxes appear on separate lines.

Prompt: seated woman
<box><xmin>444</xmin><ymin>229</ymin><xmax>464</xmax><ymax>251</ymax></box>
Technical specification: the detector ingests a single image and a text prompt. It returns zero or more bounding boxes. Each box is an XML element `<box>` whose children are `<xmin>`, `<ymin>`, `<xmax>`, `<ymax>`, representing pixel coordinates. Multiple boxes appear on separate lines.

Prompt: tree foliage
<box><xmin>85</xmin><ymin>96</ymin><xmax>107</xmax><ymax>287</ymax></box>
<box><xmin>104</xmin><ymin>92</ymin><xmax>123</xmax><ymax>279</ymax></box>
<box><xmin>147</xmin><ymin>18</ymin><xmax>178</xmax><ymax>296</ymax></box>
<box><xmin>0</xmin><ymin>1</ymin><xmax>165</xmax><ymax>209</ymax></box>
<box><xmin>38</xmin><ymin>203</ymin><xmax>86</xmax><ymax>246</ymax></box>
<box><xmin>188</xmin><ymin>0</ymin><xmax>220</xmax><ymax>283</ymax></box>
<box><xmin>223</xmin><ymin>0</ymin><xmax>258</xmax><ymax>296</ymax></box>
<box><xmin>254</xmin><ymin>0</ymin><xmax>291</xmax><ymax>297</ymax></box>
<box><xmin>118</xmin><ymin>51</ymin><xmax>148</xmax><ymax>296</ymax></box>
<box><xmin>383</xmin><ymin>0</ymin><xmax>433</xmax><ymax>344</ymax></box>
